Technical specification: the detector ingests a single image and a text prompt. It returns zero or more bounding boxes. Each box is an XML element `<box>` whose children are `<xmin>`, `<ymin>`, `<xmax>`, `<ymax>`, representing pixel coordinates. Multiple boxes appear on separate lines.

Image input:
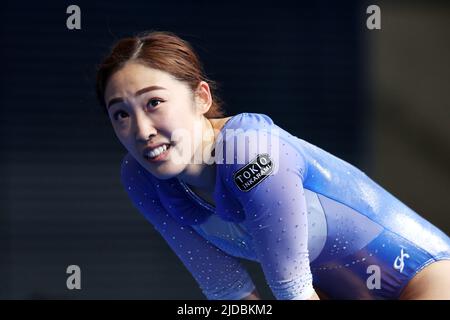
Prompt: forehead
<box><xmin>104</xmin><ymin>62</ymin><xmax>186</xmax><ymax>99</ymax></box>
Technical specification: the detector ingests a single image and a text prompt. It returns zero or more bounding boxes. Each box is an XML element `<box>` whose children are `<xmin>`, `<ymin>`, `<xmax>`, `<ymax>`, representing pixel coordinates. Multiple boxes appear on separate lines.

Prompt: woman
<box><xmin>96</xmin><ymin>31</ymin><xmax>450</xmax><ymax>300</ymax></box>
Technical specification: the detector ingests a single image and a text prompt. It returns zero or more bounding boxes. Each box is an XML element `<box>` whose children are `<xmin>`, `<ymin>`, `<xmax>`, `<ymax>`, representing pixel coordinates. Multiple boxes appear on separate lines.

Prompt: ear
<box><xmin>194</xmin><ymin>81</ymin><xmax>213</xmax><ymax>115</ymax></box>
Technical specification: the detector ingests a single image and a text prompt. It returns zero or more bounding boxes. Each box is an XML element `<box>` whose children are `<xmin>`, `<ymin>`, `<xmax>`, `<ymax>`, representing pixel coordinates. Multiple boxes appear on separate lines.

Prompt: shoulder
<box><xmin>223</xmin><ymin>112</ymin><xmax>275</xmax><ymax>131</ymax></box>
<box><xmin>216</xmin><ymin>112</ymin><xmax>281</xmax><ymax>155</ymax></box>
<box><xmin>216</xmin><ymin>113</ymin><xmax>307</xmax><ymax>187</ymax></box>
<box><xmin>216</xmin><ymin>112</ymin><xmax>299</xmax><ymax>161</ymax></box>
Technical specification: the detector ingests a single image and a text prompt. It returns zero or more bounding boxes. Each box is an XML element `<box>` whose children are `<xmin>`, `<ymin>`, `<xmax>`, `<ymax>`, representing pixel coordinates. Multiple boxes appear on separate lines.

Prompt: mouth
<box><xmin>143</xmin><ymin>143</ymin><xmax>172</xmax><ymax>162</ymax></box>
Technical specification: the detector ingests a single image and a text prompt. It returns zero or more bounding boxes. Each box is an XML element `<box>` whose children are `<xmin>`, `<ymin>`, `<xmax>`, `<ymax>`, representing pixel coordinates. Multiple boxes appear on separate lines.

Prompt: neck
<box><xmin>177</xmin><ymin>116</ymin><xmax>216</xmax><ymax>190</ymax></box>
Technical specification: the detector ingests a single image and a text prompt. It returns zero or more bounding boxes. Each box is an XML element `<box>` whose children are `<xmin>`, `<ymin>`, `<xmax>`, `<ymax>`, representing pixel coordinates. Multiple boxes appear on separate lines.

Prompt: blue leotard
<box><xmin>120</xmin><ymin>112</ymin><xmax>450</xmax><ymax>299</ymax></box>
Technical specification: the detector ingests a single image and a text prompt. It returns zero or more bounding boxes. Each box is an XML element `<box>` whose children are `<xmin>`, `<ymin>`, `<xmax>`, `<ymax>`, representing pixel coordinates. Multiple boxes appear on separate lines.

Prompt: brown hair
<box><xmin>95</xmin><ymin>31</ymin><xmax>226</xmax><ymax>118</ymax></box>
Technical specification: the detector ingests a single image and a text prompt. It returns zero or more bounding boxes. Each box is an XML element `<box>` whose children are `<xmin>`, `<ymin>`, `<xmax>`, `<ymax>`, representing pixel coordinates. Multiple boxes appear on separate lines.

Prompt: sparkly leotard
<box><xmin>121</xmin><ymin>112</ymin><xmax>450</xmax><ymax>299</ymax></box>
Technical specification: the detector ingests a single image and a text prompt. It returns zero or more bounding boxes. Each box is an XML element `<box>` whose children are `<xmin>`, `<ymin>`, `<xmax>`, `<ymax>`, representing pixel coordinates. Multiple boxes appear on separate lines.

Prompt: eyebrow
<box><xmin>107</xmin><ymin>85</ymin><xmax>167</xmax><ymax>109</ymax></box>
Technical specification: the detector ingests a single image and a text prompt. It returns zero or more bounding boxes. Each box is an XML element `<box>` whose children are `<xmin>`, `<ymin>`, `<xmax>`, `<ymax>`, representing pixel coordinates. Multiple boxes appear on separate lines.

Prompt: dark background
<box><xmin>1</xmin><ymin>0</ymin><xmax>448</xmax><ymax>299</ymax></box>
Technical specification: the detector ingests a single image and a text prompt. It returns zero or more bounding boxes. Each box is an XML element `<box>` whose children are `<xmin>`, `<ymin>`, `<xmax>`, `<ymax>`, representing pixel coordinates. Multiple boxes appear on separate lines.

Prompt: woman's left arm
<box><xmin>220</xmin><ymin>130</ymin><xmax>317</xmax><ymax>300</ymax></box>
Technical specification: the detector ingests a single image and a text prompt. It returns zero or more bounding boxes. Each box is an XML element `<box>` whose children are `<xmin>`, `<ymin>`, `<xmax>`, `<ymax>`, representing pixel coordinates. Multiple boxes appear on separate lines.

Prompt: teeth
<box><xmin>147</xmin><ymin>144</ymin><xmax>169</xmax><ymax>159</ymax></box>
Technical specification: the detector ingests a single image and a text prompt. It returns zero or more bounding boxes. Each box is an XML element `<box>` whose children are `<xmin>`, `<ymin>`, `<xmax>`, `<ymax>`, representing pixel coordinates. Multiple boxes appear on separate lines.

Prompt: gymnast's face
<box><xmin>104</xmin><ymin>62</ymin><xmax>210</xmax><ymax>180</ymax></box>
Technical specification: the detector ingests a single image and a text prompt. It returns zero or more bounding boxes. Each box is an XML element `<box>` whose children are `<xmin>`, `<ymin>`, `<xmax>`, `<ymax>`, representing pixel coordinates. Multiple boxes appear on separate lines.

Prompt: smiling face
<box><xmin>104</xmin><ymin>62</ymin><xmax>211</xmax><ymax>180</ymax></box>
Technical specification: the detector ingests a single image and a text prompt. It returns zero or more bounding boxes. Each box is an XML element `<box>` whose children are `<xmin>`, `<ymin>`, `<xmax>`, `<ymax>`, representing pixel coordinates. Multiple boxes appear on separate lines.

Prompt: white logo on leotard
<box><xmin>393</xmin><ymin>248</ymin><xmax>410</xmax><ymax>273</ymax></box>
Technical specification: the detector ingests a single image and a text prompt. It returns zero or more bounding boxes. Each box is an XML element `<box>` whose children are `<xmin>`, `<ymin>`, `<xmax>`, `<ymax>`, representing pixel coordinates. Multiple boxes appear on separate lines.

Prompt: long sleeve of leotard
<box><xmin>217</xmin><ymin>118</ymin><xmax>314</xmax><ymax>299</ymax></box>
<box><xmin>120</xmin><ymin>154</ymin><xmax>256</xmax><ymax>300</ymax></box>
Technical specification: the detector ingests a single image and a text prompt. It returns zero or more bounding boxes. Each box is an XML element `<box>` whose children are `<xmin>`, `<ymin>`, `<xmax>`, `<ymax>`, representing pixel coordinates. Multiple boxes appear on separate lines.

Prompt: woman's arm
<box><xmin>121</xmin><ymin>153</ymin><xmax>256</xmax><ymax>300</ymax></box>
<box><xmin>219</xmin><ymin>128</ymin><xmax>315</xmax><ymax>300</ymax></box>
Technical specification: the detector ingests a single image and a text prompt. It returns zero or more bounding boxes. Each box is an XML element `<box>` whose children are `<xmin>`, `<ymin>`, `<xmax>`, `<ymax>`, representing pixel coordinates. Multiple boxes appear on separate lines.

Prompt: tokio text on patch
<box><xmin>233</xmin><ymin>153</ymin><xmax>274</xmax><ymax>192</ymax></box>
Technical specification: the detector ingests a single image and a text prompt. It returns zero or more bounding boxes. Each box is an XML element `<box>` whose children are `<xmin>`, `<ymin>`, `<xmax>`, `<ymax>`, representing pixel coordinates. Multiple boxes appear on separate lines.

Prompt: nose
<box><xmin>134</xmin><ymin>111</ymin><xmax>157</xmax><ymax>143</ymax></box>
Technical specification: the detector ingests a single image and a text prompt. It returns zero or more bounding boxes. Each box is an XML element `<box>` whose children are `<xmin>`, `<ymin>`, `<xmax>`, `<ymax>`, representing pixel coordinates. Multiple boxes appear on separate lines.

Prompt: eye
<box><xmin>112</xmin><ymin>110</ymin><xmax>129</xmax><ymax>121</ymax></box>
<box><xmin>146</xmin><ymin>98</ymin><xmax>164</xmax><ymax>109</ymax></box>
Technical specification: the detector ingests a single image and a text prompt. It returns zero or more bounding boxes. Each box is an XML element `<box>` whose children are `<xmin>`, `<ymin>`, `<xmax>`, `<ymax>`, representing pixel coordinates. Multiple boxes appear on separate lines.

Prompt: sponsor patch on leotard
<box><xmin>233</xmin><ymin>153</ymin><xmax>273</xmax><ymax>192</ymax></box>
